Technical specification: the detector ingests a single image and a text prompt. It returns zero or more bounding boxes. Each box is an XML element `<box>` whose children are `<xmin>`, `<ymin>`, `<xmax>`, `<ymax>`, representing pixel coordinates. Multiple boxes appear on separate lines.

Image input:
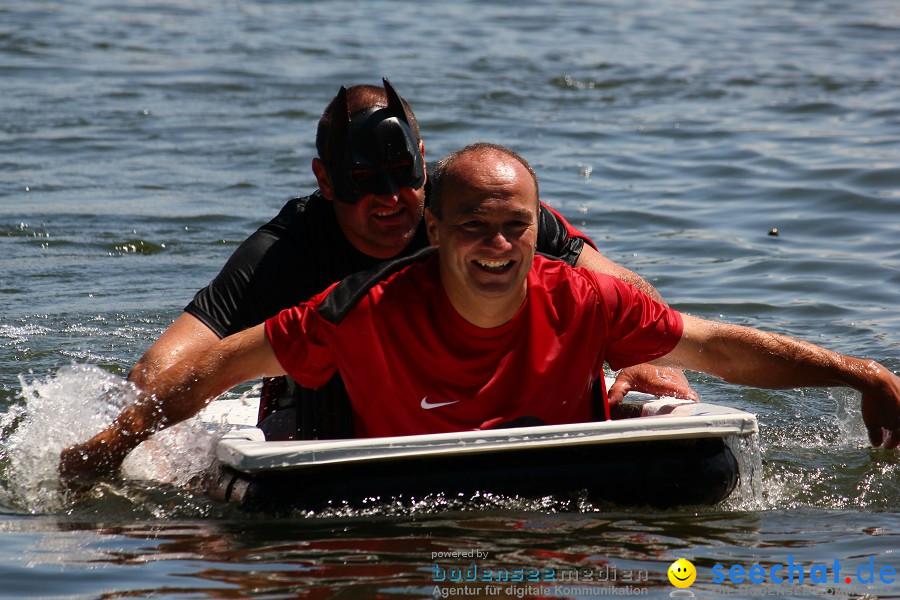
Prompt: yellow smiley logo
<box><xmin>668</xmin><ymin>558</ymin><xmax>696</xmax><ymax>588</ymax></box>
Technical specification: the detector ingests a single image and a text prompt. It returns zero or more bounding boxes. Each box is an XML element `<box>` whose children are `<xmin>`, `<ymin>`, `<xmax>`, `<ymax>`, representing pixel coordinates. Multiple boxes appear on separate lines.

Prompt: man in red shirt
<box><xmin>60</xmin><ymin>144</ymin><xmax>900</xmax><ymax>487</ymax></box>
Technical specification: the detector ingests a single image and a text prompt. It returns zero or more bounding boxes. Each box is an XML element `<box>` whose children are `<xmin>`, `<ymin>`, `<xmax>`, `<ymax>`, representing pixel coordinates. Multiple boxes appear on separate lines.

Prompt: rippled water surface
<box><xmin>1</xmin><ymin>1</ymin><xmax>899</xmax><ymax>598</ymax></box>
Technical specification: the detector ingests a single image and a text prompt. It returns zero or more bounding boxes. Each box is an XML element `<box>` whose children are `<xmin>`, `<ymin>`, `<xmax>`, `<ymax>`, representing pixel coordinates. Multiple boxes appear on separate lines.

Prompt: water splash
<box><xmin>0</xmin><ymin>365</ymin><xmax>136</xmax><ymax>512</ymax></box>
<box><xmin>755</xmin><ymin>388</ymin><xmax>898</xmax><ymax>510</ymax></box>
<box><xmin>721</xmin><ymin>433</ymin><xmax>765</xmax><ymax>511</ymax></box>
<box><xmin>0</xmin><ymin>365</ymin><xmax>257</xmax><ymax>515</ymax></box>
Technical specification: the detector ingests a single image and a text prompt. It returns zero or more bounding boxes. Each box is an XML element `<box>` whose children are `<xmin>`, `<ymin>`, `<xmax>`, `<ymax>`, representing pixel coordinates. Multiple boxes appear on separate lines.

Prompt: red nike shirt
<box><xmin>265</xmin><ymin>254</ymin><xmax>683</xmax><ymax>438</ymax></box>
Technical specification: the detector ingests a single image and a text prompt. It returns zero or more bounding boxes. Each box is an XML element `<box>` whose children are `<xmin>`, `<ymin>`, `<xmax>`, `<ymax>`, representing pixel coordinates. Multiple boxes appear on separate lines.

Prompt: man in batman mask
<box><xmin>126</xmin><ymin>79</ymin><xmax>697</xmax><ymax>440</ymax></box>
<box><xmin>313</xmin><ymin>82</ymin><xmax>427</xmax><ymax>261</ymax></box>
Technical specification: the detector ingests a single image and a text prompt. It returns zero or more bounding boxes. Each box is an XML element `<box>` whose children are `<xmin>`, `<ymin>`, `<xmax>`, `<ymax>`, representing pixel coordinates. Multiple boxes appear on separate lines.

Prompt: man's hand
<box><xmin>607</xmin><ymin>364</ymin><xmax>700</xmax><ymax>405</ymax></box>
<box><xmin>860</xmin><ymin>367</ymin><xmax>900</xmax><ymax>450</ymax></box>
<box><xmin>58</xmin><ymin>434</ymin><xmax>127</xmax><ymax>494</ymax></box>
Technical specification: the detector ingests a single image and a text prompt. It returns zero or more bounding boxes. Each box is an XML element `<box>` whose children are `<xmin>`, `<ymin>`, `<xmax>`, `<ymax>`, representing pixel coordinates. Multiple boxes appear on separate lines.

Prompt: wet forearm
<box><xmin>82</xmin><ymin>357</ymin><xmax>229</xmax><ymax>464</ymax></box>
<box><xmin>119</xmin><ymin>323</ymin><xmax>280</xmax><ymax>442</ymax></box>
<box><xmin>669</xmin><ymin>315</ymin><xmax>884</xmax><ymax>392</ymax></box>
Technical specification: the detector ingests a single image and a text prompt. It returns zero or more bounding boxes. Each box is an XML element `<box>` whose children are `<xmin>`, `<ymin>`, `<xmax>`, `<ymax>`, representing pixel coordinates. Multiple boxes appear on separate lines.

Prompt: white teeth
<box><xmin>374</xmin><ymin>208</ymin><xmax>400</xmax><ymax>217</ymax></box>
<box><xmin>476</xmin><ymin>259</ymin><xmax>510</xmax><ymax>268</ymax></box>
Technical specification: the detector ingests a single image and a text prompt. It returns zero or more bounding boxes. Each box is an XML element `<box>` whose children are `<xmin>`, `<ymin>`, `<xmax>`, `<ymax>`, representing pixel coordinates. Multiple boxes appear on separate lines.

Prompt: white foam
<box><xmin>1</xmin><ymin>365</ymin><xmax>137</xmax><ymax>512</ymax></box>
<box><xmin>0</xmin><ymin>365</ymin><xmax>258</xmax><ymax>514</ymax></box>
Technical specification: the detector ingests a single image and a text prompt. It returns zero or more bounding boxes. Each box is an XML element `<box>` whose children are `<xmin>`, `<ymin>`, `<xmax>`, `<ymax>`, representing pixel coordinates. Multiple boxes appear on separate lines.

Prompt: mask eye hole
<box><xmin>351</xmin><ymin>169</ymin><xmax>377</xmax><ymax>184</ymax></box>
<box><xmin>388</xmin><ymin>158</ymin><xmax>414</xmax><ymax>181</ymax></box>
<box><xmin>389</xmin><ymin>157</ymin><xmax>413</xmax><ymax>170</ymax></box>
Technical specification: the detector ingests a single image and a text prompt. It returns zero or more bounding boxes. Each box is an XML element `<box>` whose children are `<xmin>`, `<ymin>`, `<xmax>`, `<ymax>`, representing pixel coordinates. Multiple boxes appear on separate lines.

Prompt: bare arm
<box><xmin>655</xmin><ymin>314</ymin><xmax>900</xmax><ymax>448</ymax></box>
<box><xmin>128</xmin><ymin>312</ymin><xmax>221</xmax><ymax>389</ymax></box>
<box><xmin>576</xmin><ymin>244</ymin><xmax>699</xmax><ymax>402</ymax></box>
<box><xmin>60</xmin><ymin>324</ymin><xmax>285</xmax><ymax>488</ymax></box>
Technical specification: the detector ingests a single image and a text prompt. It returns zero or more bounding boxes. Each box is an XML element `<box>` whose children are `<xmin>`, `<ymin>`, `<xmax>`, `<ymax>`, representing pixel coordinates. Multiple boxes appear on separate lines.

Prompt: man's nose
<box><xmin>484</xmin><ymin>228</ymin><xmax>512</xmax><ymax>248</ymax></box>
<box><xmin>373</xmin><ymin>190</ymin><xmax>400</xmax><ymax>205</ymax></box>
<box><xmin>376</xmin><ymin>171</ymin><xmax>400</xmax><ymax>198</ymax></box>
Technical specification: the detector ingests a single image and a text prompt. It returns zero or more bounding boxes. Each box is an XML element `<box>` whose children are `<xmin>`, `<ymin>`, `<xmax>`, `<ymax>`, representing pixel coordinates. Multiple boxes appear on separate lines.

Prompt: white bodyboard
<box><xmin>209</xmin><ymin>379</ymin><xmax>758</xmax><ymax>475</ymax></box>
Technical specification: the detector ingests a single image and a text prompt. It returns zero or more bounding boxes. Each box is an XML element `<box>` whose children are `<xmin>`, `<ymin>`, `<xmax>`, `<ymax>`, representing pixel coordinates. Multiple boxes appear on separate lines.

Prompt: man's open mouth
<box><xmin>474</xmin><ymin>259</ymin><xmax>513</xmax><ymax>274</ymax></box>
<box><xmin>373</xmin><ymin>207</ymin><xmax>403</xmax><ymax>219</ymax></box>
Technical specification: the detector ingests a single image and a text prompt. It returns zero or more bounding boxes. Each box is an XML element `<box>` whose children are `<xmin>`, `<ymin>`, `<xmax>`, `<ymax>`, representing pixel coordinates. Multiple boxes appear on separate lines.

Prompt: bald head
<box><xmin>429</xmin><ymin>143</ymin><xmax>539</xmax><ymax>220</ymax></box>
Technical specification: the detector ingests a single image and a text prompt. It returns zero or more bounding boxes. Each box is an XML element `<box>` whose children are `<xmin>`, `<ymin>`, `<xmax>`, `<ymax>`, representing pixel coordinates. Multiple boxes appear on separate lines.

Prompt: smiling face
<box><xmin>425</xmin><ymin>146</ymin><xmax>539</xmax><ymax>327</ymax></box>
<box><xmin>667</xmin><ymin>559</ymin><xmax>697</xmax><ymax>588</ymax></box>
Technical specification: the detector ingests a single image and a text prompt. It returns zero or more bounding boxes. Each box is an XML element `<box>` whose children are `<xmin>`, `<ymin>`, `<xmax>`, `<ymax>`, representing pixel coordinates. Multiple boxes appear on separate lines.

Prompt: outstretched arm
<box><xmin>60</xmin><ymin>324</ymin><xmax>285</xmax><ymax>489</ymax></box>
<box><xmin>576</xmin><ymin>244</ymin><xmax>699</xmax><ymax>402</ymax></box>
<box><xmin>655</xmin><ymin>314</ymin><xmax>900</xmax><ymax>449</ymax></box>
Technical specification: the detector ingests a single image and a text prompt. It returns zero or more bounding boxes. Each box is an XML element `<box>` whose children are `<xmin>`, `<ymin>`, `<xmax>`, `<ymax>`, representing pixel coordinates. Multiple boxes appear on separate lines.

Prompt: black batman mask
<box><xmin>326</xmin><ymin>78</ymin><xmax>426</xmax><ymax>204</ymax></box>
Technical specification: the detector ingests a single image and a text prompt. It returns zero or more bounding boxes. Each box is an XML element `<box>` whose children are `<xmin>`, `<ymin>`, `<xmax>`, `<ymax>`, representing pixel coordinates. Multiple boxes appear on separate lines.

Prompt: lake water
<box><xmin>1</xmin><ymin>1</ymin><xmax>898</xmax><ymax>598</ymax></box>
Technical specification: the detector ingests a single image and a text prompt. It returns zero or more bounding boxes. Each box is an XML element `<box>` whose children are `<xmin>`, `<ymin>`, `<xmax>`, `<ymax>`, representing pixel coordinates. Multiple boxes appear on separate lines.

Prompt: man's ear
<box><xmin>312</xmin><ymin>158</ymin><xmax>335</xmax><ymax>201</ymax></box>
<box><xmin>418</xmin><ymin>140</ymin><xmax>428</xmax><ymax>187</ymax></box>
<box><xmin>424</xmin><ymin>207</ymin><xmax>440</xmax><ymax>247</ymax></box>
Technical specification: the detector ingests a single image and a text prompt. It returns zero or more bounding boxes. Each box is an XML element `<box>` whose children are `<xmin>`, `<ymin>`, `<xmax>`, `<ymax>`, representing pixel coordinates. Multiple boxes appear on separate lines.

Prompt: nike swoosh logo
<box><xmin>420</xmin><ymin>397</ymin><xmax>460</xmax><ymax>410</ymax></box>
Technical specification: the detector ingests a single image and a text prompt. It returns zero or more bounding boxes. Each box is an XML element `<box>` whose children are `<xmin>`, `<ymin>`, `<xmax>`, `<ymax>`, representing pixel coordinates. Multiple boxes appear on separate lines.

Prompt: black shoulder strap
<box><xmin>535</xmin><ymin>203</ymin><xmax>585</xmax><ymax>267</ymax></box>
<box><xmin>315</xmin><ymin>246</ymin><xmax>436</xmax><ymax>325</ymax></box>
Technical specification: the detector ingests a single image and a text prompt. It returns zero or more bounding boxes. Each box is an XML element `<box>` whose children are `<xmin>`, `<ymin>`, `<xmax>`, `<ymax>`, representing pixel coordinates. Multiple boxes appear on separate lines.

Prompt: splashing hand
<box><xmin>860</xmin><ymin>367</ymin><xmax>900</xmax><ymax>450</ymax></box>
<box><xmin>58</xmin><ymin>434</ymin><xmax>126</xmax><ymax>494</ymax></box>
